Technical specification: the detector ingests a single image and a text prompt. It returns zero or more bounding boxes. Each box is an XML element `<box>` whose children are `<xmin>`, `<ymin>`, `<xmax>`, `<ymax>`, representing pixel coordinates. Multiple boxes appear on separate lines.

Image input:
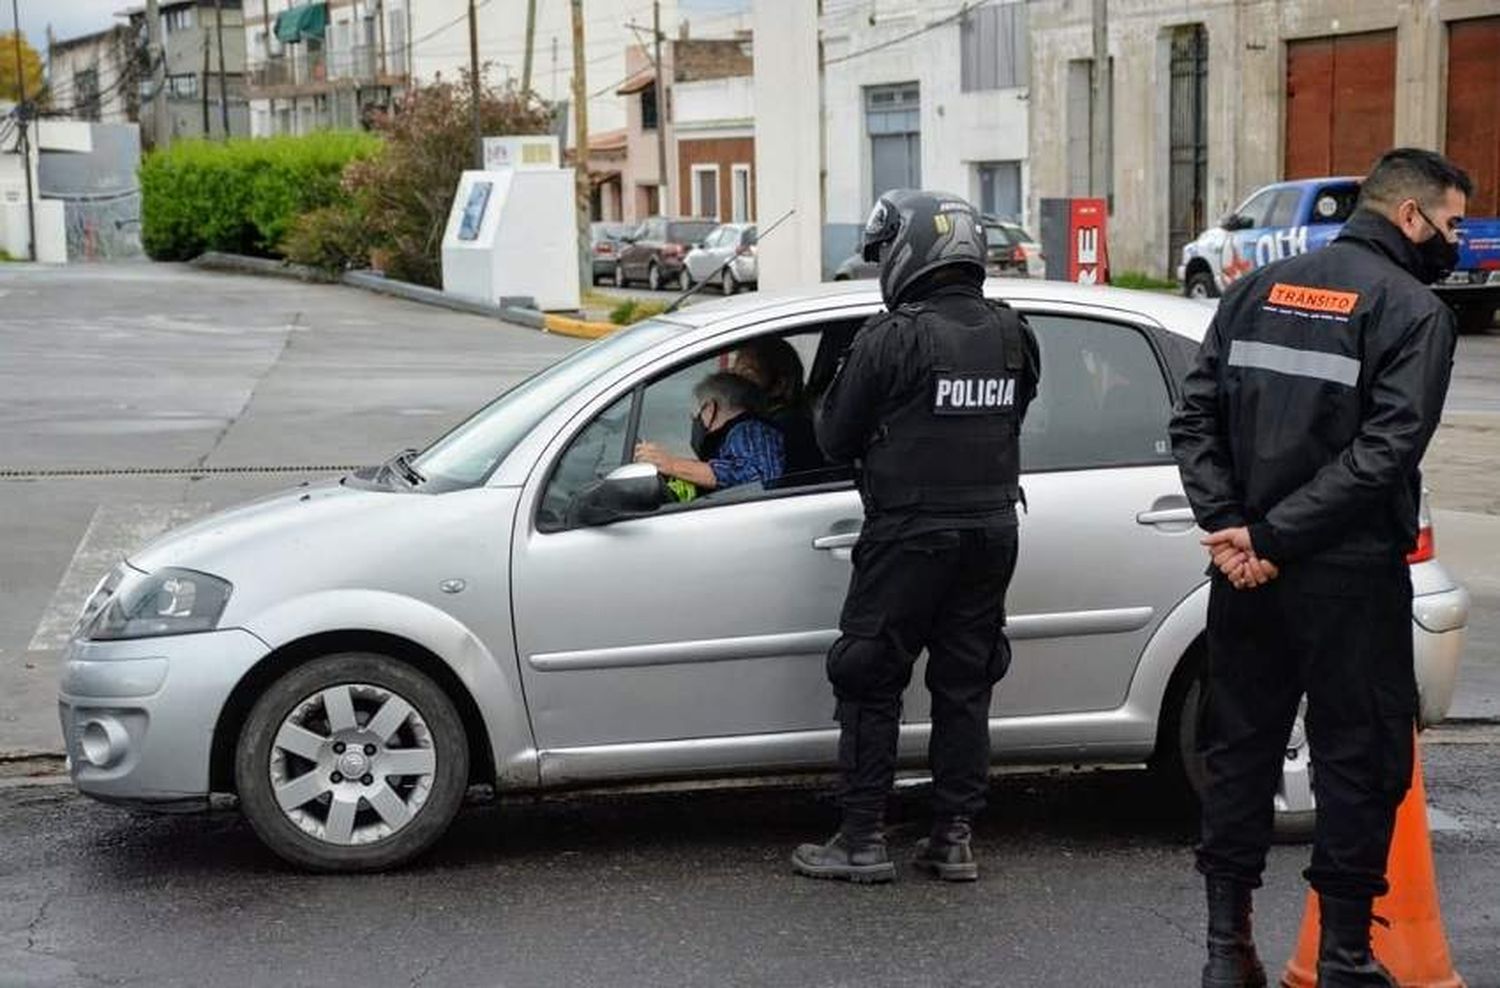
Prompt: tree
<box><xmin>0</xmin><ymin>31</ymin><xmax>44</xmax><ymax>105</ymax></box>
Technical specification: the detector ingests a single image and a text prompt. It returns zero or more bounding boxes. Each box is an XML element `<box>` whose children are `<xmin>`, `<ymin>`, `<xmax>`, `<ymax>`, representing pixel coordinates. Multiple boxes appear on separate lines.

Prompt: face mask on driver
<box><xmin>690</xmin><ymin>403</ymin><xmax>715</xmax><ymax>459</ymax></box>
<box><xmin>1413</xmin><ymin>205</ymin><xmax>1460</xmax><ymax>285</ymax></box>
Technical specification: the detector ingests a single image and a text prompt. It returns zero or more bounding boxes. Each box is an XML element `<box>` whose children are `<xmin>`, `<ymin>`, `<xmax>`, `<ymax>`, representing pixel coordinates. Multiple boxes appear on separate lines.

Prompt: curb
<box><xmin>191</xmin><ymin>251</ymin><xmax>337</xmax><ymax>283</ymax></box>
<box><xmin>541</xmin><ymin>312</ymin><xmax>619</xmax><ymax>339</ymax></box>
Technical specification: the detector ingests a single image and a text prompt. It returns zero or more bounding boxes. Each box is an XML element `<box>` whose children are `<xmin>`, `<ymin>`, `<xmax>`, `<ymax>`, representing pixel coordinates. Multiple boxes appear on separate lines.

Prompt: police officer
<box><xmin>1170</xmin><ymin>148</ymin><xmax>1469</xmax><ymax>987</ymax></box>
<box><xmin>791</xmin><ymin>190</ymin><xmax>1039</xmax><ymax>884</ymax></box>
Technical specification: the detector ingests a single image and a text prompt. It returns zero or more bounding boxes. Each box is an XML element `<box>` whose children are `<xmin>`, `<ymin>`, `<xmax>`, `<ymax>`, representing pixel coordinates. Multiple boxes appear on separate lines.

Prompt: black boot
<box><xmin>913</xmin><ymin>815</ymin><xmax>978</xmax><ymax>881</ymax></box>
<box><xmin>791</xmin><ymin>820</ymin><xmax>895</xmax><ymax>884</ymax></box>
<box><xmin>1201</xmin><ymin>878</ymin><xmax>1267</xmax><ymax>988</ymax></box>
<box><xmin>1316</xmin><ymin>895</ymin><xmax>1398</xmax><ymax>987</ymax></box>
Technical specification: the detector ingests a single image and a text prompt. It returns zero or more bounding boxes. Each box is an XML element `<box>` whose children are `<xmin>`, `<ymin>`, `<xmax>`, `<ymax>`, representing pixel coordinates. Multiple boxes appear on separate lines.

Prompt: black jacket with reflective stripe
<box><xmin>1169</xmin><ymin>209</ymin><xmax>1457</xmax><ymax>566</ymax></box>
<box><xmin>817</xmin><ymin>284</ymin><xmax>1040</xmax><ymax>529</ymax></box>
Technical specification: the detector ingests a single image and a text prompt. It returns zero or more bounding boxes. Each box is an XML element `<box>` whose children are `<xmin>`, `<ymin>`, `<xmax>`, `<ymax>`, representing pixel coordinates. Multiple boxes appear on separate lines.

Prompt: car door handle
<box><xmin>1136</xmin><ymin>507</ymin><xmax>1196</xmax><ymax>525</ymax></box>
<box><xmin>812</xmin><ymin>532</ymin><xmax>860</xmax><ymax>551</ymax></box>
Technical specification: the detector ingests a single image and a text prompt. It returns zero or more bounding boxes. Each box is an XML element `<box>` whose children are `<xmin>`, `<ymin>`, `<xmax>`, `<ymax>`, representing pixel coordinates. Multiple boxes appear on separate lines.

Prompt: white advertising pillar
<box><xmin>753</xmin><ymin>0</ymin><xmax>822</xmax><ymax>291</ymax></box>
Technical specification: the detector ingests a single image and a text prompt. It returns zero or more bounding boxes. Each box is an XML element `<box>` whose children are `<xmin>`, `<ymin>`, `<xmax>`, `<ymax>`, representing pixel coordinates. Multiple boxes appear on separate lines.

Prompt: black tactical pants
<box><xmin>825</xmin><ymin>526</ymin><xmax>1019</xmax><ymax>832</ymax></box>
<box><xmin>1196</xmin><ymin>564</ymin><xmax>1417</xmax><ymax>900</ymax></box>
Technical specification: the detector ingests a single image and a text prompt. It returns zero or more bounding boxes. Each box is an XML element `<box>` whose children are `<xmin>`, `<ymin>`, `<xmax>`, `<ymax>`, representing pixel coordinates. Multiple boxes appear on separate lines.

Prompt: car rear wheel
<box><xmin>235</xmin><ymin>653</ymin><xmax>470</xmax><ymax>872</ymax></box>
<box><xmin>647</xmin><ymin>262</ymin><xmax>662</xmax><ymax>292</ymax></box>
<box><xmin>1160</xmin><ymin>652</ymin><xmax>1316</xmax><ymax>843</ymax></box>
<box><xmin>678</xmin><ymin>267</ymin><xmax>692</xmax><ymax>291</ymax></box>
<box><xmin>1184</xmin><ymin>270</ymin><xmax>1219</xmax><ymax>300</ymax></box>
<box><xmin>613</xmin><ymin>262</ymin><xmax>627</xmax><ymax>288</ymax></box>
<box><xmin>721</xmin><ymin>268</ymin><xmax>738</xmax><ymax>295</ymax></box>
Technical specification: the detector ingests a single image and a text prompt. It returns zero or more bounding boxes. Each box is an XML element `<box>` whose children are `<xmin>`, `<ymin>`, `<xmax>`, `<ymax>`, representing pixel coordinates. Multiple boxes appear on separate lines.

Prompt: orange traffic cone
<box><xmin>1281</xmin><ymin>736</ymin><xmax>1465</xmax><ymax>987</ymax></box>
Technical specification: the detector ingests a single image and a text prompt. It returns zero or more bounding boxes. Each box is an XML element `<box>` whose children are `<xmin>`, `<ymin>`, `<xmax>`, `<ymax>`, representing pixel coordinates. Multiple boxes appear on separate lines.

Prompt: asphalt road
<box><xmin>1</xmin><ymin>729</ymin><xmax>1497</xmax><ymax>988</ymax></box>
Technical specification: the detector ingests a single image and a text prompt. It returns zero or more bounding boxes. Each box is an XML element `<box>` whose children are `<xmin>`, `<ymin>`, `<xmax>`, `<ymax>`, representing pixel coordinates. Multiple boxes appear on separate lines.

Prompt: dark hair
<box><xmin>734</xmin><ymin>336</ymin><xmax>806</xmax><ymax>408</ymax></box>
<box><xmin>694</xmin><ymin>370</ymin><xmax>765</xmax><ymax>414</ymax></box>
<box><xmin>1357</xmin><ymin>148</ymin><xmax>1474</xmax><ymax>211</ymax></box>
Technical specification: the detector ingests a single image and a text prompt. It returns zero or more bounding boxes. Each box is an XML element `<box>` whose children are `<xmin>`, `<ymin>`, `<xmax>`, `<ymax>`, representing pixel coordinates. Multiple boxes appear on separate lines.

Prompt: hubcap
<box><xmin>268</xmin><ymin>682</ymin><xmax>438</xmax><ymax>846</ymax></box>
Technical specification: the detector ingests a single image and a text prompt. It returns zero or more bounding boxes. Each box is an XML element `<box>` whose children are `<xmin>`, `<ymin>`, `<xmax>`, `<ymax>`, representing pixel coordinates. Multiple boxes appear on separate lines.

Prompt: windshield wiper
<box><xmin>388</xmin><ymin>448</ymin><xmax>426</xmax><ymax>487</ymax></box>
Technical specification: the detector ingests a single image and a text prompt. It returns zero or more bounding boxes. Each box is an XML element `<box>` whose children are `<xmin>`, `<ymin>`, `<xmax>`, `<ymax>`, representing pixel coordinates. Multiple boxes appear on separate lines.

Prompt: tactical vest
<box><xmin>859</xmin><ymin>301</ymin><xmax>1026</xmax><ymax>514</ymax></box>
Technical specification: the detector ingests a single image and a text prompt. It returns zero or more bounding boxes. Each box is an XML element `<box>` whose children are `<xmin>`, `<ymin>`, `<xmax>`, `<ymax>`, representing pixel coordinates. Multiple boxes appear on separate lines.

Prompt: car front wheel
<box><xmin>613</xmin><ymin>262</ymin><xmax>627</xmax><ymax>288</ymax></box>
<box><xmin>647</xmin><ymin>262</ymin><xmax>662</xmax><ymax>292</ymax></box>
<box><xmin>1184</xmin><ymin>270</ymin><xmax>1219</xmax><ymax>300</ymax></box>
<box><xmin>235</xmin><ymin>653</ymin><xmax>470</xmax><ymax>872</ymax></box>
<box><xmin>721</xmin><ymin>268</ymin><xmax>738</xmax><ymax>295</ymax></box>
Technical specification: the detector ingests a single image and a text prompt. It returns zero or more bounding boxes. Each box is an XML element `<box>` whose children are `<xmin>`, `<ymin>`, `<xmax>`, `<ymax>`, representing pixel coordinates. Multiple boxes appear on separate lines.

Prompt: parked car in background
<box><xmin>833</xmin><ymin>216</ymin><xmax>1041</xmax><ymax>281</ymax></box>
<box><xmin>58</xmin><ymin>278</ymin><xmax>1469</xmax><ymax>871</ymax></box>
<box><xmin>589</xmin><ymin>222</ymin><xmax>633</xmax><ymax>285</ymax></box>
<box><xmin>684</xmin><ymin>223</ymin><xmax>758</xmax><ymax>294</ymax></box>
<box><xmin>1179</xmin><ymin>176</ymin><xmax>1500</xmax><ymax>332</ymax></box>
<box><xmin>614</xmin><ymin>217</ymin><xmax>720</xmax><ymax>291</ymax></box>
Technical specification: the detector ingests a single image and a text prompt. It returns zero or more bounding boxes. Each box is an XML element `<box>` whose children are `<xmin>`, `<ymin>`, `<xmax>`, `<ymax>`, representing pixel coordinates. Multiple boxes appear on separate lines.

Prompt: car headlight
<box><xmin>86</xmin><ymin>567</ymin><xmax>233</xmax><ymax>641</ymax></box>
<box><xmin>73</xmin><ymin>564</ymin><xmax>128</xmax><ymax>640</ymax></box>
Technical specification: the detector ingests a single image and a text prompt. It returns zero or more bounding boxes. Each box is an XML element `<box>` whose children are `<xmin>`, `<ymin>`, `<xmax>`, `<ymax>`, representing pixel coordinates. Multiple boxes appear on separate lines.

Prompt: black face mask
<box><xmin>690</xmin><ymin>414</ymin><xmax>711</xmax><ymax>459</ymax></box>
<box><xmin>1414</xmin><ymin>206</ymin><xmax>1460</xmax><ymax>285</ymax></box>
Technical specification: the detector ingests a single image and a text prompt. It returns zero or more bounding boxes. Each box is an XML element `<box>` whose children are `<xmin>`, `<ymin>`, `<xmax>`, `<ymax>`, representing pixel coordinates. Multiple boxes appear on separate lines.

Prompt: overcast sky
<box><xmin>13</xmin><ymin>0</ymin><xmax>751</xmax><ymax>56</ymax></box>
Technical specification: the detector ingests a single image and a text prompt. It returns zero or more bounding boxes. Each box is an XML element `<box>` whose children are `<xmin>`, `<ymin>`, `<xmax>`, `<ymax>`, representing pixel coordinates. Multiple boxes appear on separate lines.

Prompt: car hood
<box><xmin>130</xmin><ymin>479</ymin><xmax>411</xmax><ymax>576</ymax></box>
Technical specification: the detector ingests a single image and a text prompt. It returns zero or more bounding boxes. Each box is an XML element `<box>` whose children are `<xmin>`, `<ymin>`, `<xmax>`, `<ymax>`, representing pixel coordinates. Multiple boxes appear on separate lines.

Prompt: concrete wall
<box><xmin>820</xmin><ymin>0</ymin><xmax>1031</xmax><ymax>228</ymax></box>
<box><xmin>1029</xmin><ymin>0</ymin><xmax>1500</xmax><ymax>279</ymax></box>
<box><xmin>753</xmin><ymin>0</ymin><xmax>821</xmax><ymax>289</ymax></box>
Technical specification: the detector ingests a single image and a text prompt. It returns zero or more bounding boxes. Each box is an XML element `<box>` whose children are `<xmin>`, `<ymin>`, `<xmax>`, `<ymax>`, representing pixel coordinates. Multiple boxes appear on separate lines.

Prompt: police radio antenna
<box><xmin>663</xmin><ymin>208</ymin><xmax>796</xmax><ymax>314</ymax></box>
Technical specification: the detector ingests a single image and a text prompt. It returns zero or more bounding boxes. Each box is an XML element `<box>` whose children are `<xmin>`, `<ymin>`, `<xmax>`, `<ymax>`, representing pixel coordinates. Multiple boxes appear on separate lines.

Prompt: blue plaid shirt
<box><xmin>708</xmin><ymin>418</ymin><xmax>785</xmax><ymax>489</ymax></box>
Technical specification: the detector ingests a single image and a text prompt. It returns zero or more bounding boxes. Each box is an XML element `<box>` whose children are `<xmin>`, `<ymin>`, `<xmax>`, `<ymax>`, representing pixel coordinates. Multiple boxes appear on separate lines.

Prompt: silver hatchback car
<box><xmin>59</xmin><ymin>280</ymin><xmax>1470</xmax><ymax>871</ymax></box>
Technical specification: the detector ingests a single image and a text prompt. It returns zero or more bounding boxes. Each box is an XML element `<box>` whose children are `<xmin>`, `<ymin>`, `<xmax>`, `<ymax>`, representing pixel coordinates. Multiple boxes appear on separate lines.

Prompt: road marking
<box><xmin>27</xmin><ymin>502</ymin><xmax>211</xmax><ymax>652</ymax></box>
<box><xmin>1427</xmin><ymin>806</ymin><xmax>1466</xmax><ymax>833</ymax></box>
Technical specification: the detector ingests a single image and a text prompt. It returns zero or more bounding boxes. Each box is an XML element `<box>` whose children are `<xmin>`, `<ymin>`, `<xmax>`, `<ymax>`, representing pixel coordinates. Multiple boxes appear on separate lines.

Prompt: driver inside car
<box><xmin>634</xmin><ymin>370</ymin><xmax>785</xmax><ymax>499</ymax></box>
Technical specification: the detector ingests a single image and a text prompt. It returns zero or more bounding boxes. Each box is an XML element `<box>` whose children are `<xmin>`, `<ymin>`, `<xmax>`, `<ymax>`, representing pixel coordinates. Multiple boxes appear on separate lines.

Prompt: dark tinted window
<box><xmin>1311</xmin><ymin>183</ymin><xmax>1360</xmax><ymax>224</ymax></box>
<box><xmin>1020</xmin><ymin>315</ymin><xmax>1175</xmax><ymax>472</ymax></box>
<box><xmin>669</xmin><ymin>221</ymin><xmax>718</xmax><ymax>244</ymax></box>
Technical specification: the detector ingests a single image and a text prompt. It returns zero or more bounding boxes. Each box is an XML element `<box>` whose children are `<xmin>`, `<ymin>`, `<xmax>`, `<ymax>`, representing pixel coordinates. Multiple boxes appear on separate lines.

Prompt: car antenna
<box><xmin>663</xmin><ymin>208</ymin><xmax>797</xmax><ymax>314</ymax></box>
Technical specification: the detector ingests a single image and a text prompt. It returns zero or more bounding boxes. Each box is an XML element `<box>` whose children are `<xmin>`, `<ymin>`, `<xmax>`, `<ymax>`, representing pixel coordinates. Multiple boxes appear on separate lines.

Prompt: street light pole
<box><xmin>652</xmin><ymin>0</ymin><xmax>669</xmax><ymax>214</ymax></box>
<box><xmin>145</xmin><ymin>0</ymin><xmax>168</xmax><ymax>148</ymax></box>
<box><xmin>570</xmin><ymin>0</ymin><xmax>590</xmax><ymax>294</ymax></box>
<box><xmin>9</xmin><ymin>0</ymin><xmax>35</xmax><ymax>260</ymax></box>
<box><xmin>467</xmin><ymin>0</ymin><xmax>482</xmax><ymax>168</ymax></box>
<box><xmin>1089</xmin><ymin>0</ymin><xmax>1110</xmax><ymax>204</ymax></box>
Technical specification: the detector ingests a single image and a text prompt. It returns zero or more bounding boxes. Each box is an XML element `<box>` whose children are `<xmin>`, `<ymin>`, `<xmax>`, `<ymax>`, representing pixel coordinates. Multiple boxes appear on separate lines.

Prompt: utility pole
<box><xmin>9</xmin><ymin>0</ymin><xmax>35</xmax><ymax>260</ymax></box>
<box><xmin>146</xmin><ymin>0</ymin><xmax>169</xmax><ymax>148</ymax></box>
<box><xmin>520</xmin><ymin>0</ymin><xmax>537</xmax><ymax>96</ymax></box>
<box><xmin>201</xmin><ymin>25</ymin><xmax>211</xmax><ymax>136</ymax></box>
<box><xmin>570</xmin><ymin>0</ymin><xmax>589</xmax><ymax>293</ymax></box>
<box><xmin>1089</xmin><ymin>0</ymin><xmax>1110</xmax><ymax>203</ymax></box>
<box><xmin>215</xmin><ymin>0</ymin><xmax>229</xmax><ymax>137</ymax></box>
<box><xmin>375</xmin><ymin>0</ymin><xmax>387</xmax><ymax>78</ymax></box>
<box><xmin>261</xmin><ymin>0</ymin><xmax>275</xmax><ymax>131</ymax></box>
<box><xmin>467</xmin><ymin>0</ymin><xmax>482</xmax><ymax>168</ymax></box>
<box><xmin>652</xmin><ymin>0</ymin><xmax>669</xmax><ymax>214</ymax></box>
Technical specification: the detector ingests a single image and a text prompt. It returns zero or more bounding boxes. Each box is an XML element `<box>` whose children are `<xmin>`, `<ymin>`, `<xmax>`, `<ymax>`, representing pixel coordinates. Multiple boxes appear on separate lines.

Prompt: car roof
<box><xmin>1257</xmin><ymin>176</ymin><xmax>1363</xmax><ymax>192</ymax></box>
<box><xmin>659</xmin><ymin>279</ymin><xmax>1215</xmax><ymax>342</ymax></box>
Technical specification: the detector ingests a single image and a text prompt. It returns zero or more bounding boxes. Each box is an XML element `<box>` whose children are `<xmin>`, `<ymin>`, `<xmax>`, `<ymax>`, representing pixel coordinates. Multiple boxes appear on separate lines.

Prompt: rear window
<box><xmin>1312</xmin><ymin>183</ymin><xmax>1360</xmax><ymax>224</ymax></box>
<box><xmin>984</xmin><ymin>225</ymin><xmax>1016</xmax><ymax>248</ymax></box>
<box><xmin>669</xmin><ymin>222</ymin><xmax>717</xmax><ymax>243</ymax></box>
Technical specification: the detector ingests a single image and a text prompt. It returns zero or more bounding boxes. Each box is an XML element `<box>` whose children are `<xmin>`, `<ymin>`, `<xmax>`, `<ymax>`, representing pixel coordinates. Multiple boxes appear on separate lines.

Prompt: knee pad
<box><xmin>826</xmin><ymin>634</ymin><xmax>904</xmax><ymax>698</ymax></box>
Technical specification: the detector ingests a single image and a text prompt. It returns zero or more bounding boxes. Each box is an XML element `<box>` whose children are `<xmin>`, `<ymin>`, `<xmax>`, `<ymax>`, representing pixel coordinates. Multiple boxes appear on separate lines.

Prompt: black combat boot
<box><xmin>1201</xmin><ymin>877</ymin><xmax>1267</xmax><ymax>988</ymax></box>
<box><xmin>791</xmin><ymin>814</ymin><xmax>895</xmax><ymax>884</ymax></box>
<box><xmin>1316</xmin><ymin>895</ymin><xmax>1399</xmax><ymax>987</ymax></box>
<box><xmin>913</xmin><ymin>815</ymin><xmax>978</xmax><ymax>881</ymax></box>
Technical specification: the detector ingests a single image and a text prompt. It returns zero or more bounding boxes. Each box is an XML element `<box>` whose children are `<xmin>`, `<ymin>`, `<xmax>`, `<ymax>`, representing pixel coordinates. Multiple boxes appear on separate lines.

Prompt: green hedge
<box><xmin>140</xmin><ymin>132</ymin><xmax>380</xmax><ymax>261</ymax></box>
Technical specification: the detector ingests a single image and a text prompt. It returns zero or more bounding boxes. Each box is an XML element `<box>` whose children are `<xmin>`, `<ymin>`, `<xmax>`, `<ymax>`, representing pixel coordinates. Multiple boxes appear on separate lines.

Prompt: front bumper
<box><xmin>1411</xmin><ymin>561</ymin><xmax>1469</xmax><ymax>728</ymax></box>
<box><xmin>58</xmin><ymin>628</ymin><xmax>269</xmax><ymax>807</ymax></box>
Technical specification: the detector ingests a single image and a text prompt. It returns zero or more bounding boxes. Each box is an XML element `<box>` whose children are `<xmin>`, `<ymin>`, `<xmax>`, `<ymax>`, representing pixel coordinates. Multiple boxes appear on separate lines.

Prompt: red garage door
<box><xmin>1447</xmin><ymin>17</ymin><xmax>1500</xmax><ymax>216</ymax></box>
<box><xmin>1285</xmin><ymin>31</ymin><xmax>1396</xmax><ymax>179</ymax></box>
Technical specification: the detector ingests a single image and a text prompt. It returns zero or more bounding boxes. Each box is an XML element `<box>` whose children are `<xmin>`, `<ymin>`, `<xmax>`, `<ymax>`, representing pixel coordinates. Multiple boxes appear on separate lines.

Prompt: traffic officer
<box><xmin>1169</xmin><ymin>148</ymin><xmax>1469</xmax><ymax>987</ymax></box>
<box><xmin>791</xmin><ymin>190</ymin><xmax>1039</xmax><ymax>884</ymax></box>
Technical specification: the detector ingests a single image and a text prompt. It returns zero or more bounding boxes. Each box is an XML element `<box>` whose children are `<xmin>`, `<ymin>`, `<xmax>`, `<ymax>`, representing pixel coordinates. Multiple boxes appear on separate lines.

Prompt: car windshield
<box><xmin>411</xmin><ymin>320</ymin><xmax>683</xmax><ymax>491</ymax></box>
<box><xmin>984</xmin><ymin>225</ymin><xmax>1014</xmax><ymax>248</ymax></box>
<box><xmin>669</xmin><ymin>221</ymin><xmax>718</xmax><ymax>243</ymax></box>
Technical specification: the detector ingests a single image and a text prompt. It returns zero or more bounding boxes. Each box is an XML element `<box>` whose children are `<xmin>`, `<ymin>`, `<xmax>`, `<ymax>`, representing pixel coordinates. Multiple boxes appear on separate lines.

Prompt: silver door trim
<box><xmin>528</xmin><ymin>629</ymin><xmax>839</xmax><ymax>672</ymax></box>
<box><xmin>527</xmin><ymin>607</ymin><xmax>1154</xmax><ymax>672</ymax></box>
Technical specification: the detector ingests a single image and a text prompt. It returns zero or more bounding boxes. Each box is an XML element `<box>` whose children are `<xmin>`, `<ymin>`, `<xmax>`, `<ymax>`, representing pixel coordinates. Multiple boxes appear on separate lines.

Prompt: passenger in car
<box><xmin>730</xmin><ymin>337</ymin><xmax>824</xmax><ymax>475</ymax></box>
<box><xmin>633</xmin><ymin>371</ymin><xmax>785</xmax><ymax>493</ymax></box>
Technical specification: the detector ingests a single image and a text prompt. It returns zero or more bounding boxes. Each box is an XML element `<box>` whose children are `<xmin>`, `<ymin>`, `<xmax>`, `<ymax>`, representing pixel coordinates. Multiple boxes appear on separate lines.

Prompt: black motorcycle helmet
<box><xmin>862</xmin><ymin>189</ymin><xmax>987</xmax><ymax>308</ymax></box>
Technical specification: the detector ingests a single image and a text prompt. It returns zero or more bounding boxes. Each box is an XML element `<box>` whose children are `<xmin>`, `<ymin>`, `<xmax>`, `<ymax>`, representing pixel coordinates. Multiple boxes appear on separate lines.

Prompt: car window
<box><xmin>1019</xmin><ymin>314</ymin><xmax>1174</xmax><ymax>472</ymax></box>
<box><xmin>536</xmin><ymin>393</ymin><xmax>633</xmax><ymax>531</ymax></box>
<box><xmin>1312</xmin><ymin>183</ymin><xmax>1360</xmax><ymax>224</ymax></box>
<box><xmin>1266</xmin><ymin>188</ymin><xmax>1303</xmax><ymax>228</ymax></box>
<box><xmin>670</xmin><ymin>221</ymin><xmax>718</xmax><ymax>244</ymax></box>
<box><xmin>1006</xmin><ymin>225</ymin><xmax>1035</xmax><ymax>243</ymax></box>
<box><xmin>740</xmin><ymin>227</ymin><xmax>757</xmax><ymax>248</ymax></box>
<box><xmin>412</xmin><ymin>320</ymin><xmax>681</xmax><ymax>491</ymax></box>
<box><xmin>1236</xmin><ymin>188</ymin><xmax>1280</xmax><ymax>228</ymax></box>
<box><xmin>537</xmin><ymin>326</ymin><xmax>850</xmax><ymax>529</ymax></box>
<box><xmin>984</xmin><ymin>224</ymin><xmax>1015</xmax><ymax>248</ymax></box>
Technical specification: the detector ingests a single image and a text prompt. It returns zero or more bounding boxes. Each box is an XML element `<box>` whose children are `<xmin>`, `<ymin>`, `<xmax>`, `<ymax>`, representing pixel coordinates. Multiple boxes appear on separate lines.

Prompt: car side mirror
<box><xmin>566</xmin><ymin>463</ymin><xmax>665</xmax><ymax>527</ymax></box>
<box><xmin>1220</xmin><ymin>214</ymin><xmax>1251</xmax><ymax>231</ymax></box>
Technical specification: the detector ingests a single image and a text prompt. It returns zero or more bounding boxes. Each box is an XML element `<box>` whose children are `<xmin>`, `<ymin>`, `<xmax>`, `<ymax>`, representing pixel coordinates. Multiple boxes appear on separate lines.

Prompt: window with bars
<box><xmin>960</xmin><ymin>3</ymin><xmax>1029</xmax><ymax>92</ymax></box>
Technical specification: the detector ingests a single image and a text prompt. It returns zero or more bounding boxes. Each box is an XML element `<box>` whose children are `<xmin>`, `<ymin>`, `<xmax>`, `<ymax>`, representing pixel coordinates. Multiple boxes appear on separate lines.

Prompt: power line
<box><xmin>823</xmin><ymin>0</ymin><xmax>998</xmax><ymax>67</ymax></box>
